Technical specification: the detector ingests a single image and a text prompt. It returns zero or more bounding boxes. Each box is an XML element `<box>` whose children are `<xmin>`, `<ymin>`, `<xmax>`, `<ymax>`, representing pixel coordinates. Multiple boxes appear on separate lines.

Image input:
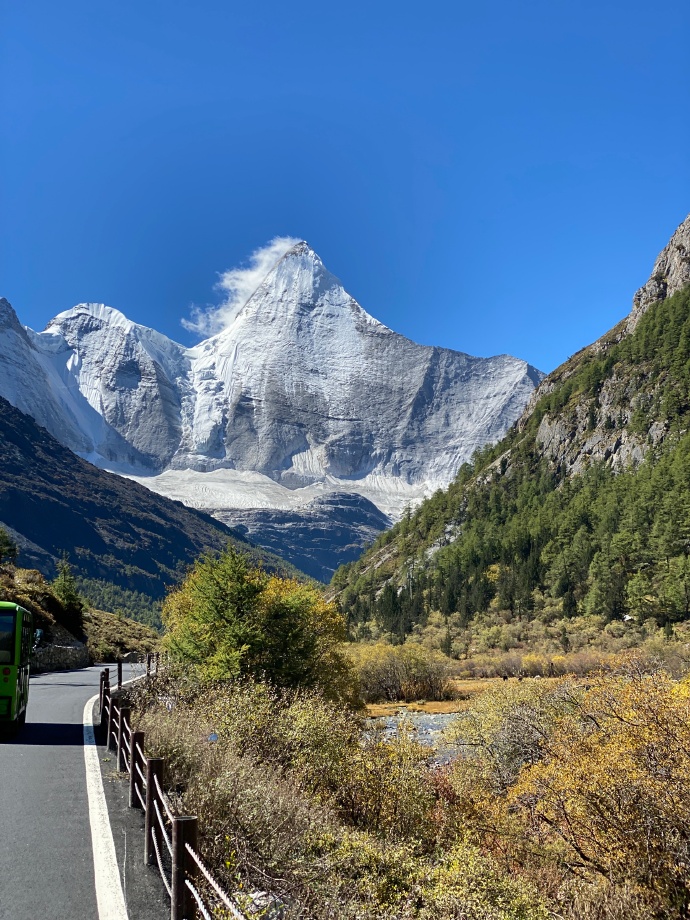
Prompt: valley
<box><xmin>1</xmin><ymin>214</ymin><xmax>689</xmax><ymax>920</ymax></box>
<box><xmin>6</xmin><ymin>6</ymin><xmax>689</xmax><ymax>919</ymax></box>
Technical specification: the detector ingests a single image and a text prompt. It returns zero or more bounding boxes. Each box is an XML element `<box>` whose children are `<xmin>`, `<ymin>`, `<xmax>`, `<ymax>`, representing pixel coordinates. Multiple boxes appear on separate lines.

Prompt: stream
<box><xmin>367</xmin><ymin>709</ymin><xmax>460</xmax><ymax>763</ymax></box>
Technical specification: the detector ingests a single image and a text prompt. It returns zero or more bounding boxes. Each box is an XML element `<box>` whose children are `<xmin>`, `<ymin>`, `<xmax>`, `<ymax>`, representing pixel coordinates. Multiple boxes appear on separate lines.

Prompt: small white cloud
<box><xmin>183</xmin><ymin>236</ymin><xmax>301</xmax><ymax>337</ymax></box>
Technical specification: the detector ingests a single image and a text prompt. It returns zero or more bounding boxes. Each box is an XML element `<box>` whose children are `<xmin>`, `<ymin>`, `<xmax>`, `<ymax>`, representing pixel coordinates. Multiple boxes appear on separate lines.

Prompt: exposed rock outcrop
<box><xmin>629</xmin><ymin>214</ymin><xmax>690</xmax><ymax>330</ymax></box>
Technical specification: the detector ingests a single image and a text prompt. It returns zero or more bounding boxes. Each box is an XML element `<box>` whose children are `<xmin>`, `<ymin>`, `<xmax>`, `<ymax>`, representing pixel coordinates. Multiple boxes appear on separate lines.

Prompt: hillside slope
<box><xmin>333</xmin><ymin>215</ymin><xmax>690</xmax><ymax>656</ymax></box>
<box><xmin>0</xmin><ymin>397</ymin><xmax>300</xmax><ymax>622</ymax></box>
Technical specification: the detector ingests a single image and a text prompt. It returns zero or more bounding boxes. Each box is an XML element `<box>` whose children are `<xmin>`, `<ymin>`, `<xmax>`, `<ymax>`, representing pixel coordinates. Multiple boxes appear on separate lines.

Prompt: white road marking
<box><xmin>83</xmin><ymin>693</ymin><xmax>130</xmax><ymax>920</ymax></box>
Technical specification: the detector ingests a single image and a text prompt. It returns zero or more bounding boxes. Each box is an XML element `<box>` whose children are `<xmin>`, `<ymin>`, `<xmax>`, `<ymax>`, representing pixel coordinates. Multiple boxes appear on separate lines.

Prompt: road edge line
<box><xmin>83</xmin><ymin>693</ymin><xmax>130</xmax><ymax>920</ymax></box>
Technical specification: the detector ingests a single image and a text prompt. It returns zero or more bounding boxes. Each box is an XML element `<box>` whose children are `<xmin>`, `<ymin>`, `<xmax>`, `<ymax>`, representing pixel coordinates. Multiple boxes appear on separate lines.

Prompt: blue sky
<box><xmin>2</xmin><ymin>0</ymin><xmax>688</xmax><ymax>372</ymax></box>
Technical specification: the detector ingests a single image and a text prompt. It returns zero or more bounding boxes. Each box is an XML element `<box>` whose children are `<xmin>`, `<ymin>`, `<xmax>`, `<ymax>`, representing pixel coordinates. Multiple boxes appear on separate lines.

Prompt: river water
<box><xmin>367</xmin><ymin>709</ymin><xmax>460</xmax><ymax>763</ymax></box>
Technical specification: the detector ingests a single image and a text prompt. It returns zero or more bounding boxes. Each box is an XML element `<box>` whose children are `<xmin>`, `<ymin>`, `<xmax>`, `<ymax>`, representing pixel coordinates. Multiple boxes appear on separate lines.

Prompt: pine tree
<box><xmin>53</xmin><ymin>554</ymin><xmax>85</xmax><ymax>614</ymax></box>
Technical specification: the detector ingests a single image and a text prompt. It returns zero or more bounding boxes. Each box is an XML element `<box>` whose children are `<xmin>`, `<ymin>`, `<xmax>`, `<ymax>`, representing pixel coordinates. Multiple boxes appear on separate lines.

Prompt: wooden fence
<box><xmin>100</xmin><ymin>661</ymin><xmax>247</xmax><ymax>920</ymax></box>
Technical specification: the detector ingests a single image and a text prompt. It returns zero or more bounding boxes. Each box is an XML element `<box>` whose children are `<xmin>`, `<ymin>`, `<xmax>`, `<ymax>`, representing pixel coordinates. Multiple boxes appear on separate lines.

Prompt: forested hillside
<box><xmin>333</xmin><ymin>272</ymin><xmax>690</xmax><ymax>668</ymax></box>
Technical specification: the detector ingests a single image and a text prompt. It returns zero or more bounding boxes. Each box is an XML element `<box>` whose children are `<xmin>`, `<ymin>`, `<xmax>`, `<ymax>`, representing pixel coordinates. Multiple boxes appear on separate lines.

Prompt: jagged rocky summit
<box><xmin>629</xmin><ymin>214</ymin><xmax>690</xmax><ymax>329</ymax></box>
<box><xmin>0</xmin><ymin>242</ymin><xmax>543</xmax><ymax>579</ymax></box>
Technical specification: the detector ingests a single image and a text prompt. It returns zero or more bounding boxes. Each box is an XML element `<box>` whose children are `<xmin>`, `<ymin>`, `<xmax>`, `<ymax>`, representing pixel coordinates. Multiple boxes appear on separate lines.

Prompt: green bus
<box><xmin>0</xmin><ymin>601</ymin><xmax>33</xmax><ymax>734</ymax></box>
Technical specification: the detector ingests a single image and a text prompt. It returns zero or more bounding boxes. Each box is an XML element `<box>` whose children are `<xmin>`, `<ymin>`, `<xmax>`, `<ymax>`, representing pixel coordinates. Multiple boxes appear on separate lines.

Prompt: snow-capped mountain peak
<box><xmin>47</xmin><ymin>301</ymin><xmax>131</xmax><ymax>330</ymax></box>
<box><xmin>221</xmin><ymin>240</ymin><xmax>390</xmax><ymax>338</ymax></box>
<box><xmin>0</xmin><ymin>245</ymin><xmax>542</xmax><ymax>526</ymax></box>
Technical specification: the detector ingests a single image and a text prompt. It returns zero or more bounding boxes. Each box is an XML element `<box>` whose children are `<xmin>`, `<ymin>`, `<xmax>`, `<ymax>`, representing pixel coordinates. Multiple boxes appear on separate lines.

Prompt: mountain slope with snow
<box><xmin>0</xmin><ymin>242</ymin><xmax>542</xmax><ymax>578</ymax></box>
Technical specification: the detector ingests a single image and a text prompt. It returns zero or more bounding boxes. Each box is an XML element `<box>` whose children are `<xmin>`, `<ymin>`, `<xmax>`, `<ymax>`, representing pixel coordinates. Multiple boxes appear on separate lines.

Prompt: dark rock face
<box><xmin>217</xmin><ymin>493</ymin><xmax>392</xmax><ymax>582</ymax></box>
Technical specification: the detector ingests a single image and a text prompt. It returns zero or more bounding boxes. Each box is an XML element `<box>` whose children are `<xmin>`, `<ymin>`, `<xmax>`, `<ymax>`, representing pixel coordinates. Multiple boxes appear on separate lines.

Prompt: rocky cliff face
<box><xmin>218</xmin><ymin>494</ymin><xmax>392</xmax><ymax>583</ymax></box>
<box><xmin>516</xmin><ymin>214</ymin><xmax>690</xmax><ymax>478</ymax></box>
<box><xmin>629</xmin><ymin>215</ymin><xmax>690</xmax><ymax>329</ymax></box>
<box><xmin>0</xmin><ymin>243</ymin><xmax>543</xmax><ymax>578</ymax></box>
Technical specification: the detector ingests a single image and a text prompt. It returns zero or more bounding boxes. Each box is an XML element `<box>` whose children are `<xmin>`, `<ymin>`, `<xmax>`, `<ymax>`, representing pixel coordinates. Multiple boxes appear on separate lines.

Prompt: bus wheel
<box><xmin>17</xmin><ymin>710</ymin><xmax>26</xmax><ymax>730</ymax></box>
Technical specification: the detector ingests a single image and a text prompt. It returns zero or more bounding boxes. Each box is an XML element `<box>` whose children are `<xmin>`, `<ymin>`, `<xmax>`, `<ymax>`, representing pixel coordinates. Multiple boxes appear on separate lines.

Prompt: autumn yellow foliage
<box><xmin>510</xmin><ymin>665</ymin><xmax>690</xmax><ymax>912</ymax></box>
<box><xmin>445</xmin><ymin>657</ymin><xmax>690</xmax><ymax>917</ymax></box>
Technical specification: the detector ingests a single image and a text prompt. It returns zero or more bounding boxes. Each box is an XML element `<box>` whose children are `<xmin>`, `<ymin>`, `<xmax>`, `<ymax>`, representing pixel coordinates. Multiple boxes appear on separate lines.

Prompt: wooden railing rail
<box><xmin>100</xmin><ymin>664</ymin><xmax>246</xmax><ymax>920</ymax></box>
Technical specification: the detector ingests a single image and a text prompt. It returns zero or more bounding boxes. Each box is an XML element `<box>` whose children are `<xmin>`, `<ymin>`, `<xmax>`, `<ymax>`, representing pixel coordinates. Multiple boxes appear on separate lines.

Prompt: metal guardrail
<box><xmin>100</xmin><ymin>662</ymin><xmax>247</xmax><ymax>920</ymax></box>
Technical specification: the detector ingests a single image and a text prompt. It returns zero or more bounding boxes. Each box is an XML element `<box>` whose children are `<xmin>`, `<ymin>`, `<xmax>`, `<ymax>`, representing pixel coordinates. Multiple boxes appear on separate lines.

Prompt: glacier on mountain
<box><xmin>0</xmin><ymin>242</ymin><xmax>543</xmax><ymax>577</ymax></box>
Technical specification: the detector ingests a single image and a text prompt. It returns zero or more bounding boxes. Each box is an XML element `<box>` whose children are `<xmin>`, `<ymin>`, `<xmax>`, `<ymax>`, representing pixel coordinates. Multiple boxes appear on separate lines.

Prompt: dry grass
<box><xmin>366</xmin><ymin>699</ymin><xmax>466</xmax><ymax>717</ymax></box>
<box><xmin>83</xmin><ymin>608</ymin><xmax>160</xmax><ymax>661</ymax></box>
<box><xmin>130</xmin><ymin>675</ymin><xmax>551</xmax><ymax>920</ymax></box>
<box><xmin>451</xmin><ymin>675</ymin><xmax>562</xmax><ymax>697</ymax></box>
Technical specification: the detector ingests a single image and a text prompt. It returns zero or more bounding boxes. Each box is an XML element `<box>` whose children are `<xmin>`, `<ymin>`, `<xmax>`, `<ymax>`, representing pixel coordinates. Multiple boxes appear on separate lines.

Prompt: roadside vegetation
<box><xmin>129</xmin><ymin>544</ymin><xmax>690</xmax><ymax>918</ymax></box>
<box><xmin>132</xmin><ymin>670</ymin><xmax>549</xmax><ymax>920</ymax></box>
<box><xmin>132</xmin><ymin>652</ymin><xmax>690</xmax><ymax>919</ymax></box>
<box><xmin>0</xmin><ymin>542</ymin><xmax>85</xmax><ymax>641</ymax></box>
<box><xmin>162</xmin><ymin>546</ymin><xmax>356</xmax><ymax>701</ymax></box>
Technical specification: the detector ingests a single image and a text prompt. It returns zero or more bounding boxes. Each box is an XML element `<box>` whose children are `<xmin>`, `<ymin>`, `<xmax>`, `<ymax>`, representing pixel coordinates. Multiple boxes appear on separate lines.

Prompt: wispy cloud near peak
<box><xmin>183</xmin><ymin>236</ymin><xmax>301</xmax><ymax>337</ymax></box>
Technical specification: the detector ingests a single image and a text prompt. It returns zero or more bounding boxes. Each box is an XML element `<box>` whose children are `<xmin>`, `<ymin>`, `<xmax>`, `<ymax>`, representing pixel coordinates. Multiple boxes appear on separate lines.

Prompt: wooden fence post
<box><xmin>117</xmin><ymin>659</ymin><xmax>123</xmax><ymax>690</ymax></box>
<box><xmin>130</xmin><ymin>730</ymin><xmax>145</xmax><ymax>808</ymax></box>
<box><xmin>172</xmin><ymin>815</ymin><xmax>198</xmax><ymax>920</ymax></box>
<box><xmin>117</xmin><ymin>705</ymin><xmax>130</xmax><ymax>772</ymax></box>
<box><xmin>146</xmin><ymin>653</ymin><xmax>151</xmax><ymax>677</ymax></box>
<box><xmin>144</xmin><ymin>757</ymin><xmax>164</xmax><ymax>865</ymax></box>
<box><xmin>100</xmin><ymin>671</ymin><xmax>110</xmax><ymax>725</ymax></box>
<box><xmin>107</xmin><ymin>698</ymin><xmax>118</xmax><ymax>751</ymax></box>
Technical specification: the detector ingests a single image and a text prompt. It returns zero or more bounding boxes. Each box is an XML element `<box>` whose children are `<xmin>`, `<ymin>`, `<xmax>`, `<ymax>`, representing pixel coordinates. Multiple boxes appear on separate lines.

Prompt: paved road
<box><xmin>0</xmin><ymin>664</ymin><xmax>144</xmax><ymax>920</ymax></box>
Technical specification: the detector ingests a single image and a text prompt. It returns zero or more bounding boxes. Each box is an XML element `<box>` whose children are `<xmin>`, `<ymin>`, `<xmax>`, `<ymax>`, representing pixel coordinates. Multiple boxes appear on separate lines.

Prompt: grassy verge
<box><xmin>130</xmin><ymin>671</ymin><xmax>548</xmax><ymax>920</ymax></box>
<box><xmin>364</xmin><ymin>677</ymin><xmax>555</xmax><ymax>716</ymax></box>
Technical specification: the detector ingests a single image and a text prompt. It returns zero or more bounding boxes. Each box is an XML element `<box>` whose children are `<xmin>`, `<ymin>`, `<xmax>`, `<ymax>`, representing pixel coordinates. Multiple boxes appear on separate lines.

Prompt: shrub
<box><xmin>0</xmin><ymin>526</ymin><xmax>18</xmax><ymax>565</ymax></box>
<box><xmin>132</xmin><ymin>675</ymin><xmax>548</xmax><ymax>919</ymax></box>
<box><xmin>350</xmin><ymin>642</ymin><xmax>455</xmax><ymax>702</ymax></box>
<box><xmin>510</xmin><ymin>662</ymin><xmax>690</xmax><ymax>915</ymax></box>
<box><xmin>444</xmin><ymin>656</ymin><xmax>690</xmax><ymax>918</ymax></box>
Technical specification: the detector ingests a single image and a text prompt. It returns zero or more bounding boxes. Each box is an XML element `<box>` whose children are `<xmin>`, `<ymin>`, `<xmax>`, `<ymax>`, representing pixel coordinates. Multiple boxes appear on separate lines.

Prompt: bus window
<box><xmin>0</xmin><ymin>613</ymin><xmax>15</xmax><ymax>664</ymax></box>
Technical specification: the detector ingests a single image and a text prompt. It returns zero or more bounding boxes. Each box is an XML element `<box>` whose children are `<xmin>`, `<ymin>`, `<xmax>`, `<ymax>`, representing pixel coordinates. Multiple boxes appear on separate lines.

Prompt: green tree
<box><xmin>53</xmin><ymin>554</ymin><xmax>85</xmax><ymax>614</ymax></box>
<box><xmin>163</xmin><ymin>546</ymin><xmax>354</xmax><ymax>699</ymax></box>
<box><xmin>0</xmin><ymin>527</ymin><xmax>18</xmax><ymax>565</ymax></box>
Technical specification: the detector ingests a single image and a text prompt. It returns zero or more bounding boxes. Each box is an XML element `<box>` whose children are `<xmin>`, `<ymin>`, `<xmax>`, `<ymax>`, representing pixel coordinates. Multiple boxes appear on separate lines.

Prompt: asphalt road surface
<box><xmin>0</xmin><ymin>664</ymin><xmax>165</xmax><ymax>920</ymax></box>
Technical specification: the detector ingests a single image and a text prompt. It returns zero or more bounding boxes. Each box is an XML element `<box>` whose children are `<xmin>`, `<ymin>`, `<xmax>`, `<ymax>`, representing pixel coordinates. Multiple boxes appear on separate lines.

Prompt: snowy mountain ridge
<box><xmin>0</xmin><ymin>241</ymin><xmax>543</xmax><ymax>576</ymax></box>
